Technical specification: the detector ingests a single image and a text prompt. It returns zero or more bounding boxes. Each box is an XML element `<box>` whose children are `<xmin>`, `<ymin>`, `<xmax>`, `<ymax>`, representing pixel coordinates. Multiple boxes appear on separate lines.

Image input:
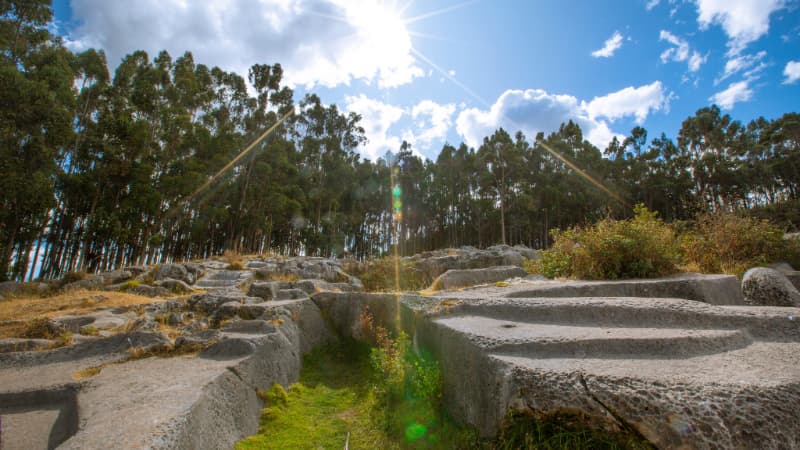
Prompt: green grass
<box><xmin>236</xmin><ymin>341</ymin><xmax>653</xmax><ymax>450</ymax></box>
<box><xmin>236</xmin><ymin>341</ymin><xmax>475</xmax><ymax>450</ymax></box>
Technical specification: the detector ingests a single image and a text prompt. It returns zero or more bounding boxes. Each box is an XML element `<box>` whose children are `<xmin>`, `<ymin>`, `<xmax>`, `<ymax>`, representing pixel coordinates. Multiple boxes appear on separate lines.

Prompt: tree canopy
<box><xmin>1</xmin><ymin>1</ymin><xmax>799</xmax><ymax>281</ymax></box>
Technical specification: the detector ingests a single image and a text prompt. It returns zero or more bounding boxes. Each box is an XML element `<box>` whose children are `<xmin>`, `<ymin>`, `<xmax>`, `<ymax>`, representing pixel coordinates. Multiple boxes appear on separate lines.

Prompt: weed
<box><xmin>495</xmin><ymin>281</ymin><xmax>509</xmax><ymax>287</ymax></box>
<box><xmin>79</xmin><ymin>325</ymin><xmax>99</xmax><ymax>336</ymax></box>
<box><xmin>227</xmin><ymin>261</ymin><xmax>245</xmax><ymax>271</ymax></box>
<box><xmin>537</xmin><ymin>205</ymin><xmax>680</xmax><ymax>280</ymax></box>
<box><xmin>72</xmin><ymin>366</ymin><xmax>102</xmax><ymax>380</ymax></box>
<box><xmin>681</xmin><ymin>212</ymin><xmax>800</xmax><ymax>277</ymax></box>
<box><xmin>20</xmin><ymin>318</ymin><xmax>60</xmax><ymax>339</ymax></box>
<box><xmin>268</xmin><ymin>318</ymin><xmax>284</xmax><ymax>326</ymax></box>
<box><xmin>121</xmin><ymin>279</ymin><xmax>141</xmax><ymax>291</ymax></box>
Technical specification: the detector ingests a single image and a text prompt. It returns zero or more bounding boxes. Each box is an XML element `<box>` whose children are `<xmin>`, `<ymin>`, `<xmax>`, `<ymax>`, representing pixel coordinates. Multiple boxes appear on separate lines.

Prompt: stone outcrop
<box><xmin>431</xmin><ymin>265</ymin><xmax>528</xmax><ymax>291</ymax></box>
<box><xmin>6</xmin><ymin>251</ymin><xmax>800</xmax><ymax>449</ymax></box>
<box><xmin>315</xmin><ymin>279</ymin><xmax>800</xmax><ymax>449</ymax></box>
<box><xmin>742</xmin><ymin>267</ymin><xmax>800</xmax><ymax>307</ymax></box>
<box><xmin>405</xmin><ymin>244</ymin><xmax>537</xmax><ymax>280</ymax></box>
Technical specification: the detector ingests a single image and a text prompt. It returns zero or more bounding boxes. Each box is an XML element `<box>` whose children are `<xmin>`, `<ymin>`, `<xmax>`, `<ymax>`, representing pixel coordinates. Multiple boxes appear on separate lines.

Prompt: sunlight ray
<box><xmin>410</xmin><ymin>47</ymin><xmax>628</xmax><ymax>208</ymax></box>
<box><xmin>404</xmin><ymin>0</ymin><xmax>480</xmax><ymax>25</ymax></box>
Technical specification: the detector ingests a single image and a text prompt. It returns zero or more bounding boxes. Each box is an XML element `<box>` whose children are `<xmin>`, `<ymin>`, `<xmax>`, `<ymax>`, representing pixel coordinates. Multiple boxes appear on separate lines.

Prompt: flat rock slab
<box><xmin>437</xmin><ymin>272</ymin><xmax>746</xmax><ymax>305</ymax></box>
<box><xmin>431</xmin><ymin>265</ymin><xmax>528</xmax><ymax>291</ymax></box>
<box><xmin>399</xmin><ymin>282</ymin><xmax>800</xmax><ymax>449</ymax></box>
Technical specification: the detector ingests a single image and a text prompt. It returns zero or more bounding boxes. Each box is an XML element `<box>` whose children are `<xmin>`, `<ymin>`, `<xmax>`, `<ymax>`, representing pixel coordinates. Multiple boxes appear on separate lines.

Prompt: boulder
<box><xmin>156</xmin><ymin>263</ymin><xmax>194</xmax><ymax>285</ymax></box>
<box><xmin>100</xmin><ymin>269</ymin><xmax>133</xmax><ymax>284</ymax></box>
<box><xmin>200</xmin><ymin>337</ymin><xmax>259</xmax><ymax>359</ymax></box>
<box><xmin>247</xmin><ymin>281</ymin><xmax>277</xmax><ymax>300</ymax></box>
<box><xmin>154</xmin><ymin>278</ymin><xmax>193</xmax><ymax>294</ymax></box>
<box><xmin>128</xmin><ymin>285</ymin><xmax>170</xmax><ymax>298</ymax></box>
<box><xmin>431</xmin><ymin>265</ymin><xmax>528</xmax><ymax>291</ymax></box>
<box><xmin>742</xmin><ymin>267</ymin><xmax>800</xmax><ymax>307</ymax></box>
<box><xmin>63</xmin><ymin>277</ymin><xmax>105</xmax><ymax>291</ymax></box>
<box><xmin>216</xmin><ymin>301</ymin><xmax>242</xmax><ymax>319</ymax></box>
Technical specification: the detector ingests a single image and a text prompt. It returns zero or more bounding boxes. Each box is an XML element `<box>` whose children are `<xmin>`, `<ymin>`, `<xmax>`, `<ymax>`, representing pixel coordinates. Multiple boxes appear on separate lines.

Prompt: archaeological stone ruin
<box><xmin>1</xmin><ymin>245</ymin><xmax>800</xmax><ymax>449</ymax></box>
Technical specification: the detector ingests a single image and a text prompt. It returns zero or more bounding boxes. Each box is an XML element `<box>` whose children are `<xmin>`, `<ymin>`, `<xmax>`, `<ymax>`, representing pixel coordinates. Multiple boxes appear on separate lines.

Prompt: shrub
<box><xmin>537</xmin><ymin>205</ymin><xmax>680</xmax><ymax>280</ymax></box>
<box><xmin>681</xmin><ymin>212</ymin><xmax>800</xmax><ymax>277</ymax></box>
<box><xmin>226</xmin><ymin>261</ymin><xmax>244</xmax><ymax>271</ymax></box>
<box><xmin>121</xmin><ymin>279</ymin><xmax>140</xmax><ymax>291</ymax></box>
<box><xmin>61</xmin><ymin>271</ymin><xmax>86</xmax><ymax>285</ymax></box>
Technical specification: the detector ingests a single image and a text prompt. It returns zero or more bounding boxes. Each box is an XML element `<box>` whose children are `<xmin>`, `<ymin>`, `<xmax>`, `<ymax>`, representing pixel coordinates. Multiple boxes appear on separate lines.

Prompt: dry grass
<box><xmin>0</xmin><ymin>289</ymin><xmax>164</xmax><ymax>325</ymax></box>
<box><xmin>72</xmin><ymin>366</ymin><xmax>103</xmax><ymax>380</ymax></box>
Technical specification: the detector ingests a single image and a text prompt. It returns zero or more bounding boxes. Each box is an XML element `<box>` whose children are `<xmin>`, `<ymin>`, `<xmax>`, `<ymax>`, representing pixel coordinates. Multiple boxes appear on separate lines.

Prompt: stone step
<box><xmin>432</xmin><ymin>296</ymin><xmax>800</xmax><ymax>341</ymax></box>
<box><xmin>490</xmin><ymin>341</ymin><xmax>800</xmax><ymax>384</ymax></box>
<box><xmin>434</xmin><ymin>316</ymin><xmax>751</xmax><ymax>359</ymax></box>
<box><xmin>204</xmin><ymin>270</ymin><xmax>249</xmax><ymax>281</ymax></box>
<box><xmin>195</xmin><ymin>279</ymin><xmax>240</xmax><ymax>288</ymax></box>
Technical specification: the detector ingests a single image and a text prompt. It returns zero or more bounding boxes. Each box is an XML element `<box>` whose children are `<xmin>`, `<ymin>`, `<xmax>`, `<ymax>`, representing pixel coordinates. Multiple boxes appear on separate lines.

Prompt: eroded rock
<box><xmin>742</xmin><ymin>267</ymin><xmax>800</xmax><ymax>307</ymax></box>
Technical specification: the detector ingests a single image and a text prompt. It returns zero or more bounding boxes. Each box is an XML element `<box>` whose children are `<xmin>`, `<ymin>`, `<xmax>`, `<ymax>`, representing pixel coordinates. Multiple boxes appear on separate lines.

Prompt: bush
<box><xmin>681</xmin><ymin>212</ymin><xmax>800</xmax><ymax>277</ymax></box>
<box><xmin>537</xmin><ymin>205</ymin><xmax>681</xmax><ymax>280</ymax></box>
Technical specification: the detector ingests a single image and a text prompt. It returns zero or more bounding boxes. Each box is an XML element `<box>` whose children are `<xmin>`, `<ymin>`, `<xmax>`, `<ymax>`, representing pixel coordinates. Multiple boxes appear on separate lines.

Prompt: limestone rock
<box><xmin>156</xmin><ymin>263</ymin><xmax>195</xmax><ymax>285</ymax></box>
<box><xmin>431</xmin><ymin>265</ymin><xmax>528</xmax><ymax>291</ymax></box>
<box><xmin>154</xmin><ymin>277</ymin><xmax>193</xmax><ymax>294</ymax></box>
<box><xmin>742</xmin><ymin>267</ymin><xmax>800</xmax><ymax>307</ymax></box>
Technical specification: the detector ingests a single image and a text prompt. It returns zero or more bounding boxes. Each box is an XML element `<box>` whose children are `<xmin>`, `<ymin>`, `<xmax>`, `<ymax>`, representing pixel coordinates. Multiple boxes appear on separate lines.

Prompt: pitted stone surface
<box><xmin>399</xmin><ymin>284</ymin><xmax>800</xmax><ymax>448</ymax></box>
<box><xmin>742</xmin><ymin>267</ymin><xmax>800</xmax><ymax>307</ymax></box>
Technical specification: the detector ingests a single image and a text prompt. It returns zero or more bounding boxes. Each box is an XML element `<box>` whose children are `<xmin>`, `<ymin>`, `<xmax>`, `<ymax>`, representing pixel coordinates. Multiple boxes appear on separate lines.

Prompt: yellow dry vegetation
<box><xmin>0</xmin><ymin>289</ymin><xmax>169</xmax><ymax>338</ymax></box>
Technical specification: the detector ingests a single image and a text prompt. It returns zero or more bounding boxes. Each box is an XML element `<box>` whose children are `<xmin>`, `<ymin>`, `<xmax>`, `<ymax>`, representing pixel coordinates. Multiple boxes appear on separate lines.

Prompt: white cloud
<box><xmin>784</xmin><ymin>61</ymin><xmax>800</xmax><ymax>84</ymax></box>
<box><xmin>455</xmin><ymin>82</ymin><xmax>669</xmax><ymax>150</ymax></box>
<box><xmin>717</xmin><ymin>50</ymin><xmax>766</xmax><ymax>83</ymax></box>
<box><xmin>344</xmin><ymin>95</ymin><xmax>405</xmax><ymax>160</ymax></box>
<box><xmin>646</xmin><ymin>0</ymin><xmax>660</xmax><ymax>11</ymax></box>
<box><xmin>411</xmin><ymin>100</ymin><xmax>456</xmax><ymax>147</ymax></box>
<box><xmin>659</xmin><ymin>30</ymin><xmax>706</xmax><ymax>72</ymax></box>
<box><xmin>447</xmin><ymin>69</ymin><xmax>456</xmax><ymax>77</ymax></box>
<box><xmin>592</xmin><ymin>32</ymin><xmax>624</xmax><ymax>58</ymax></box>
<box><xmin>66</xmin><ymin>0</ymin><xmax>423</xmax><ymax>89</ymax></box>
<box><xmin>710</xmin><ymin>80</ymin><xmax>753</xmax><ymax>109</ymax></box>
<box><xmin>694</xmin><ymin>0</ymin><xmax>787</xmax><ymax>55</ymax></box>
<box><xmin>583</xmin><ymin>81</ymin><xmax>671</xmax><ymax>124</ymax></box>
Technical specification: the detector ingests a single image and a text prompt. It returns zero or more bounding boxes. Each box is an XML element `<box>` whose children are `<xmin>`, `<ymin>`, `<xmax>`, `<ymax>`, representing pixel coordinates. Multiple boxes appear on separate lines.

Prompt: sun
<box><xmin>345</xmin><ymin>1</ymin><xmax>411</xmax><ymax>57</ymax></box>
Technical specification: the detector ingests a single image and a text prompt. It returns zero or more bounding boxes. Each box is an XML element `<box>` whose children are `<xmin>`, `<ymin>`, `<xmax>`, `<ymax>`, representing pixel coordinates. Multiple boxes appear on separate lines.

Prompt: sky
<box><xmin>52</xmin><ymin>0</ymin><xmax>800</xmax><ymax>162</ymax></box>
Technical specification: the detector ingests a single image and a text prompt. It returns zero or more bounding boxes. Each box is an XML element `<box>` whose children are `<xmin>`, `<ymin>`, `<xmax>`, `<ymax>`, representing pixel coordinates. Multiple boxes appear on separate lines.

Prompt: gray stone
<box><xmin>497</xmin><ymin>273</ymin><xmax>746</xmax><ymax>306</ymax></box>
<box><xmin>157</xmin><ymin>263</ymin><xmax>195</xmax><ymax>285</ymax></box>
<box><xmin>217</xmin><ymin>301</ymin><xmax>242</xmax><ymax>319</ymax></box>
<box><xmin>100</xmin><ymin>269</ymin><xmax>133</xmax><ymax>284</ymax></box>
<box><xmin>0</xmin><ymin>338</ymin><xmax>54</xmax><ymax>353</ymax></box>
<box><xmin>247</xmin><ymin>281</ymin><xmax>277</xmax><ymax>300</ymax></box>
<box><xmin>183</xmin><ymin>262</ymin><xmax>206</xmax><ymax>281</ymax></box>
<box><xmin>742</xmin><ymin>267</ymin><xmax>800</xmax><ymax>307</ymax></box>
<box><xmin>431</xmin><ymin>265</ymin><xmax>528</xmax><ymax>291</ymax></box>
<box><xmin>63</xmin><ymin>277</ymin><xmax>105</xmax><ymax>291</ymax></box>
<box><xmin>238</xmin><ymin>302</ymin><xmax>270</xmax><ymax>320</ymax></box>
<box><xmin>222</xmin><ymin>320</ymin><xmax>276</xmax><ymax>335</ymax></box>
<box><xmin>128</xmin><ymin>284</ymin><xmax>170</xmax><ymax>298</ymax></box>
<box><xmin>199</xmin><ymin>337</ymin><xmax>259</xmax><ymax>359</ymax></box>
<box><xmin>54</xmin><ymin>315</ymin><xmax>96</xmax><ymax>333</ymax></box>
<box><xmin>275</xmin><ymin>288</ymin><xmax>308</xmax><ymax>300</ymax></box>
<box><xmin>154</xmin><ymin>277</ymin><xmax>193</xmax><ymax>294</ymax></box>
<box><xmin>174</xmin><ymin>329</ymin><xmax>221</xmax><ymax>351</ymax></box>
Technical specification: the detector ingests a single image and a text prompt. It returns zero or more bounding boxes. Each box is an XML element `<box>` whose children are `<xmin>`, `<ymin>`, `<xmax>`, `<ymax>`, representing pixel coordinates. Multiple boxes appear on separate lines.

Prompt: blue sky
<box><xmin>53</xmin><ymin>0</ymin><xmax>800</xmax><ymax>161</ymax></box>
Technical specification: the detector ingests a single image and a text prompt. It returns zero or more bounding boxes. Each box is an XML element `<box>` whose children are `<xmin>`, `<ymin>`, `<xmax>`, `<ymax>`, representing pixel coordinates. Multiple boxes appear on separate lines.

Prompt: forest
<box><xmin>2</xmin><ymin>1</ymin><xmax>799</xmax><ymax>281</ymax></box>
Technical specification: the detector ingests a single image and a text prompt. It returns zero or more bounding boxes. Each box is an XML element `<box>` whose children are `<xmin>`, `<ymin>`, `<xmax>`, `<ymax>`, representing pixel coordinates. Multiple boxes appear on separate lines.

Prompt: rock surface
<box><xmin>742</xmin><ymin>267</ymin><xmax>800</xmax><ymax>306</ymax></box>
<box><xmin>315</xmin><ymin>281</ymin><xmax>800</xmax><ymax>449</ymax></box>
<box><xmin>431</xmin><ymin>265</ymin><xmax>528</xmax><ymax>291</ymax></box>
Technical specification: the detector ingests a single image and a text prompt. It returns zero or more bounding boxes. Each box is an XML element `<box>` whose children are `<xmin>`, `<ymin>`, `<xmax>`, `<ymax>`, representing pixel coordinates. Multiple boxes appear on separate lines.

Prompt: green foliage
<box><xmin>79</xmin><ymin>325</ymin><xmax>99</xmax><ymax>336</ymax></box>
<box><xmin>537</xmin><ymin>205</ymin><xmax>680</xmax><ymax>280</ymax></box>
<box><xmin>494</xmin><ymin>412</ymin><xmax>654</xmax><ymax>450</ymax></box>
<box><xmin>121</xmin><ymin>279</ymin><xmax>141</xmax><ymax>290</ymax></box>
<box><xmin>681</xmin><ymin>212</ymin><xmax>799</xmax><ymax>277</ymax></box>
